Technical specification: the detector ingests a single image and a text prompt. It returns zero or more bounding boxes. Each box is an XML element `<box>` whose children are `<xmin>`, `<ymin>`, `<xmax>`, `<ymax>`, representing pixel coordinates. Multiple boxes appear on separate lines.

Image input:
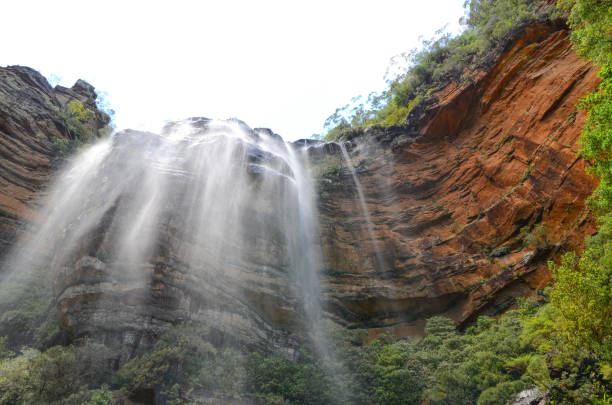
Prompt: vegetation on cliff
<box><xmin>323</xmin><ymin>0</ymin><xmax>554</xmax><ymax>140</ymax></box>
<box><xmin>0</xmin><ymin>0</ymin><xmax>609</xmax><ymax>404</ymax></box>
<box><xmin>312</xmin><ymin>0</ymin><xmax>611</xmax><ymax>402</ymax></box>
<box><xmin>49</xmin><ymin>99</ymin><xmax>103</xmax><ymax>154</ymax></box>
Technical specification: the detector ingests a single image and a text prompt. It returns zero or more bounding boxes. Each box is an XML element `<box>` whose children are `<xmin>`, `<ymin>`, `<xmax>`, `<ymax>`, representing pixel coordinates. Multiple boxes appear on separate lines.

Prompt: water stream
<box><xmin>0</xmin><ymin>118</ymin><xmax>363</xmax><ymax>402</ymax></box>
<box><xmin>2</xmin><ymin>118</ymin><xmax>325</xmax><ymax>333</ymax></box>
<box><xmin>338</xmin><ymin>142</ymin><xmax>385</xmax><ymax>271</ymax></box>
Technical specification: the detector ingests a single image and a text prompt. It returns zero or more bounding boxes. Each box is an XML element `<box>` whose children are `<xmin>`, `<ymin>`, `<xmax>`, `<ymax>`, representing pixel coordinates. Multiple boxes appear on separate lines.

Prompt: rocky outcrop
<box><xmin>0</xmin><ymin>19</ymin><xmax>602</xmax><ymax>352</ymax></box>
<box><xmin>313</xmin><ymin>22</ymin><xmax>600</xmax><ymax>336</ymax></box>
<box><xmin>509</xmin><ymin>388</ymin><xmax>548</xmax><ymax>405</ymax></box>
<box><xmin>40</xmin><ymin>121</ymin><xmax>310</xmax><ymax>357</ymax></box>
<box><xmin>0</xmin><ymin>66</ymin><xmax>109</xmax><ymax>266</ymax></box>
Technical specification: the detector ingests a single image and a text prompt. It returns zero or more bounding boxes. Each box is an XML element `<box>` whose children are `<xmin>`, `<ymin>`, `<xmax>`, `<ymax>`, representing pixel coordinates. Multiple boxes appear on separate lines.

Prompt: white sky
<box><xmin>2</xmin><ymin>1</ymin><xmax>466</xmax><ymax>140</ymax></box>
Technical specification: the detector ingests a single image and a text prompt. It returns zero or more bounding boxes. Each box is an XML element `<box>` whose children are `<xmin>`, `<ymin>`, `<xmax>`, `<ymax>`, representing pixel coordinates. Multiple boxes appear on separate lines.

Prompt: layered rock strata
<box><xmin>49</xmin><ymin>123</ymin><xmax>308</xmax><ymax>355</ymax></box>
<box><xmin>0</xmin><ymin>19</ymin><xmax>602</xmax><ymax>351</ymax></box>
<box><xmin>0</xmin><ymin>66</ymin><xmax>109</xmax><ymax>265</ymax></box>
<box><xmin>314</xmin><ymin>22</ymin><xmax>600</xmax><ymax>337</ymax></box>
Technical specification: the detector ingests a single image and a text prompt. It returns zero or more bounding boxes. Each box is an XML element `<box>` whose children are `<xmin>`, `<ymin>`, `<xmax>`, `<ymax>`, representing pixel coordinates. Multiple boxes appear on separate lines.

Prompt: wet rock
<box><xmin>254</xmin><ymin>127</ymin><xmax>284</xmax><ymax>146</ymax></box>
<box><xmin>306</xmin><ymin>141</ymin><xmax>343</xmax><ymax>159</ymax></box>
<box><xmin>491</xmin><ymin>247</ymin><xmax>510</xmax><ymax>257</ymax></box>
<box><xmin>0</xmin><ymin>65</ymin><xmax>109</xmax><ymax>268</ymax></box>
<box><xmin>292</xmin><ymin>138</ymin><xmax>321</xmax><ymax>148</ymax></box>
<box><xmin>509</xmin><ymin>388</ymin><xmax>548</xmax><ymax>405</ymax></box>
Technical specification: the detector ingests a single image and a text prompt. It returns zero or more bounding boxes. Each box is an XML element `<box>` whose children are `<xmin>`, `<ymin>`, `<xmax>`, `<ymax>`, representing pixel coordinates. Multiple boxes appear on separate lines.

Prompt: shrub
<box><xmin>0</xmin><ymin>341</ymin><xmax>114</xmax><ymax>404</ymax></box>
<box><xmin>52</xmin><ymin>137</ymin><xmax>71</xmax><ymax>154</ymax></box>
<box><xmin>520</xmin><ymin>222</ymin><xmax>549</xmax><ymax>249</ymax></box>
<box><xmin>115</xmin><ymin>323</ymin><xmax>216</xmax><ymax>396</ymax></box>
<box><xmin>47</xmin><ymin>100</ymin><xmax>97</xmax><ymax>150</ymax></box>
<box><xmin>323</xmin><ymin>0</ymin><xmax>552</xmax><ymax>139</ymax></box>
<box><xmin>549</xmin><ymin>218</ymin><xmax>612</xmax><ymax>363</ymax></box>
<box><xmin>67</xmin><ymin>100</ymin><xmax>95</xmax><ymax>123</ymax></box>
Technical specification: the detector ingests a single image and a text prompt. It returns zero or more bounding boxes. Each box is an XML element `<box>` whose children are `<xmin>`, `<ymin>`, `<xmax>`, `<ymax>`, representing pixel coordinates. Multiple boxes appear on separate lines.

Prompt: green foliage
<box><xmin>577</xmin><ymin>64</ymin><xmax>612</xmax><ymax>212</ymax></box>
<box><xmin>323</xmin><ymin>0</ymin><xmax>551</xmax><ymax>139</ymax></box>
<box><xmin>540</xmin><ymin>2</ymin><xmax>612</xmax><ymax>401</ymax></box>
<box><xmin>52</xmin><ymin>136</ymin><xmax>71</xmax><ymax>154</ymax></box>
<box><xmin>371</xmin><ymin>340</ymin><xmax>425</xmax><ymax>404</ymax></box>
<box><xmin>47</xmin><ymin>99</ymin><xmax>99</xmax><ymax>153</ymax></box>
<box><xmin>0</xmin><ymin>267</ymin><xmax>58</xmax><ymax>350</ymax></box>
<box><xmin>0</xmin><ymin>341</ymin><xmax>114</xmax><ymax>405</ymax></box>
<box><xmin>477</xmin><ymin>381</ymin><xmax>526</xmax><ymax>405</ymax></box>
<box><xmin>0</xmin><ymin>302</ymin><xmax>609</xmax><ymax>404</ymax></box>
<box><xmin>84</xmin><ymin>386</ymin><xmax>113</xmax><ymax>405</ymax></box>
<box><xmin>0</xmin><ymin>337</ymin><xmax>12</xmax><ymax>361</ymax></box>
<box><xmin>98</xmin><ymin>125</ymin><xmax>113</xmax><ymax>138</ymax></box>
<box><xmin>115</xmin><ymin>323</ymin><xmax>217</xmax><ymax>397</ymax></box>
<box><xmin>520</xmin><ymin>222</ymin><xmax>549</xmax><ymax>249</ymax></box>
<box><xmin>314</xmin><ymin>154</ymin><xmax>343</xmax><ymax>179</ymax></box>
<box><xmin>549</xmin><ymin>215</ymin><xmax>612</xmax><ymax>363</ymax></box>
<box><xmin>196</xmin><ymin>348</ymin><xmax>247</xmax><ymax>395</ymax></box>
<box><xmin>63</xmin><ymin>100</ymin><xmax>94</xmax><ymax>141</ymax></box>
<box><xmin>67</xmin><ymin>100</ymin><xmax>95</xmax><ymax>123</ymax></box>
<box><xmin>558</xmin><ymin>0</ymin><xmax>612</xmax><ymax>66</ymax></box>
<box><xmin>463</xmin><ymin>0</ymin><xmax>548</xmax><ymax>50</ymax></box>
<box><xmin>246</xmin><ymin>350</ymin><xmax>331</xmax><ymax>405</ymax></box>
<box><xmin>519</xmin><ymin>163</ymin><xmax>534</xmax><ymax>184</ymax></box>
<box><xmin>557</xmin><ymin>0</ymin><xmax>612</xmax><ymax>214</ymax></box>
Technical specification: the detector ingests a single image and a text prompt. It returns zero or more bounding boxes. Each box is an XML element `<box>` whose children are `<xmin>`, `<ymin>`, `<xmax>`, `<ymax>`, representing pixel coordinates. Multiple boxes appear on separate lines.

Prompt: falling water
<box><xmin>0</xmin><ymin>118</ymin><xmax>370</xmax><ymax>403</ymax></box>
<box><xmin>338</xmin><ymin>142</ymin><xmax>385</xmax><ymax>271</ymax></box>
<box><xmin>0</xmin><ymin>139</ymin><xmax>114</xmax><ymax>291</ymax></box>
<box><xmin>2</xmin><ymin>118</ymin><xmax>325</xmax><ymax>338</ymax></box>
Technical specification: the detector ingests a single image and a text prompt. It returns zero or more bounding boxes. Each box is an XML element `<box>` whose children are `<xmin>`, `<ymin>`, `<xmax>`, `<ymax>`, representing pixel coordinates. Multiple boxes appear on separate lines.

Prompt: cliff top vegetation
<box><xmin>323</xmin><ymin>0</ymin><xmax>555</xmax><ymax>140</ymax></box>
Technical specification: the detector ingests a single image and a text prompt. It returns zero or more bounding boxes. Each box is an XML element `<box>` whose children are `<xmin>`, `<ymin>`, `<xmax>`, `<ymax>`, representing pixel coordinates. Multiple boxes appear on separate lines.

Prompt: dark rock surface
<box><xmin>0</xmin><ymin>65</ymin><xmax>109</xmax><ymax>267</ymax></box>
<box><xmin>508</xmin><ymin>388</ymin><xmax>548</xmax><ymax>405</ymax></box>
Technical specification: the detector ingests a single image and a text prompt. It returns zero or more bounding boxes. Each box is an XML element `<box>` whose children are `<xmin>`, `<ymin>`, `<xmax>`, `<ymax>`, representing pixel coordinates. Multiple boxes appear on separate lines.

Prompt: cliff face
<box><xmin>315</xmin><ymin>22</ymin><xmax>600</xmax><ymax>337</ymax></box>
<box><xmin>0</xmin><ymin>66</ymin><xmax>109</xmax><ymax>266</ymax></box>
<box><xmin>0</xmin><ymin>20</ymin><xmax>602</xmax><ymax>351</ymax></box>
<box><xmin>50</xmin><ymin>123</ymin><xmax>311</xmax><ymax>357</ymax></box>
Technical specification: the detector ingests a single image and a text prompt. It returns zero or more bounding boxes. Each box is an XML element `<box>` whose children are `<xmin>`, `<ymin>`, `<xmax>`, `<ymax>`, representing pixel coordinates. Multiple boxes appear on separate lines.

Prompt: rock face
<box><xmin>313</xmin><ymin>22</ymin><xmax>600</xmax><ymax>336</ymax></box>
<box><xmin>11</xmin><ymin>119</ymin><xmax>315</xmax><ymax>357</ymax></box>
<box><xmin>508</xmin><ymin>388</ymin><xmax>548</xmax><ymax>405</ymax></box>
<box><xmin>0</xmin><ymin>19</ymin><xmax>602</xmax><ymax>352</ymax></box>
<box><xmin>0</xmin><ymin>66</ymin><xmax>109</xmax><ymax>266</ymax></box>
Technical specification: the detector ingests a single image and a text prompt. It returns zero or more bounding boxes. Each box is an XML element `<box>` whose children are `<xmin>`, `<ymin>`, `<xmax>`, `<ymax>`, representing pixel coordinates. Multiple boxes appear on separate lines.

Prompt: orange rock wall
<box><xmin>317</xmin><ymin>23</ymin><xmax>600</xmax><ymax>336</ymax></box>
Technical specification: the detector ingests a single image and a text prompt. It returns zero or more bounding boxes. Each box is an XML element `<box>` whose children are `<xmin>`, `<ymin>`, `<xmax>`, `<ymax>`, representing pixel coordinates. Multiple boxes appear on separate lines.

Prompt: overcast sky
<box><xmin>2</xmin><ymin>0</ymin><xmax>466</xmax><ymax>140</ymax></box>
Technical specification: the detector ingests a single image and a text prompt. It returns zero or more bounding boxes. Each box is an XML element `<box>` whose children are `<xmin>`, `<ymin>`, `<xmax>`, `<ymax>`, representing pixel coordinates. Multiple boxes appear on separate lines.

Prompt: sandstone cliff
<box><xmin>0</xmin><ymin>66</ymin><xmax>110</xmax><ymax>266</ymax></box>
<box><xmin>0</xmin><ymin>19</ymin><xmax>601</xmax><ymax>351</ymax></box>
<box><xmin>314</xmin><ymin>21</ymin><xmax>600</xmax><ymax>337</ymax></box>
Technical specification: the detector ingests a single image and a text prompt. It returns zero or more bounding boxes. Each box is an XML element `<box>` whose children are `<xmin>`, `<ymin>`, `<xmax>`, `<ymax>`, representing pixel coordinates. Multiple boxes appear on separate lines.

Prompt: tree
<box><xmin>549</xmin><ymin>217</ymin><xmax>612</xmax><ymax>362</ymax></box>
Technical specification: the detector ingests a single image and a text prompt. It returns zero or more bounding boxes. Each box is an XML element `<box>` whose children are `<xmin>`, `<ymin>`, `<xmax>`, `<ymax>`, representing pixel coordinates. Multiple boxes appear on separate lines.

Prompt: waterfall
<box><xmin>339</xmin><ymin>142</ymin><xmax>385</xmax><ymax>271</ymax></box>
<box><xmin>1</xmin><ymin>118</ymin><xmax>324</xmax><ymax>342</ymax></box>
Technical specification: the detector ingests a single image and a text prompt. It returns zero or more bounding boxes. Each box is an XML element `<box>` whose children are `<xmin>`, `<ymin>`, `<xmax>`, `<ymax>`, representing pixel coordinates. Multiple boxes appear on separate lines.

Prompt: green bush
<box><xmin>549</xmin><ymin>217</ymin><xmax>612</xmax><ymax>363</ymax></box>
<box><xmin>115</xmin><ymin>323</ymin><xmax>217</xmax><ymax>397</ymax></box>
<box><xmin>0</xmin><ymin>341</ymin><xmax>114</xmax><ymax>404</ymax></box>
<box><xmin>323</xmin><ymin>0</ymin><xmax>552</xmax><ymax>139</ymax></box>
<box><xmin>67</xmin><ymin>100</ymin><xmax>95</xmax><ymax>123</ymax></box>
<box><xmin>520</xmin><ymin>222</ymin><xmax>549</xmax><ymax>249</ymax></box>
<box><xmin>47</xmin><ymin>99</ymin><xmax>97</xmax><ymax>151</ymax></box>
<box><xmin>52</xmin><ymin>136</ymin><xmax>71</xmax><ymax>154</ymax></box>
<box><xmin>372</xmin><ymin>341</ymin><xmax>425</xmax><ymax>404</ymax></box>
